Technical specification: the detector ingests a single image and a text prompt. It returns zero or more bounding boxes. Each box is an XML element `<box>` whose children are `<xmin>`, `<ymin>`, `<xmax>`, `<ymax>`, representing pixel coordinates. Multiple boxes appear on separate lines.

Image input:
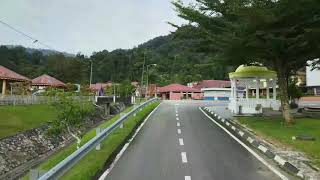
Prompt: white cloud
<box><xmin>0</xmin><ymin>0</ymin><xmax>191</xmax><ymax>55</ymax></box>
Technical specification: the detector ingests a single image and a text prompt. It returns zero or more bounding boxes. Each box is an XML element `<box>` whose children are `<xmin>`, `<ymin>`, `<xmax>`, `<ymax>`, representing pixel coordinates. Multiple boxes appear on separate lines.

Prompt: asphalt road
<box><xmin>104</xmin><ymin>100</ymin><xmax>281</xmax><ymax>180</ymax></box>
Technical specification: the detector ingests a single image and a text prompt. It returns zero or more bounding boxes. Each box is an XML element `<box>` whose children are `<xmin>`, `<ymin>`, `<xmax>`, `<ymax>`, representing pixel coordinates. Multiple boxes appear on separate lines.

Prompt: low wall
<box><xmin>0</xmin><ymin>125</ymin><xmax>72</xmax><ymax>179</ymax></box>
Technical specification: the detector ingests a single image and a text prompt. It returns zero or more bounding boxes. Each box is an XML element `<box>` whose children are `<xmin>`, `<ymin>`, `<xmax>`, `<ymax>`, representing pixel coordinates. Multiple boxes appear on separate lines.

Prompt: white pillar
<box><xmin>230</xmin><ymin>79</ymin><xmax>234</xmax><ymax>99</ymax></box>
<box><xmin>273</xmin><ymin>82</ymin><xmax>277</xmax><ymax>100</ymax></box>
<box><xmin>234</xmin><ymin>79</ymin><xmax>237</xmax><ymax>99</ymax></box>
<box><xmin>256</xmin><ymin>78</ymin><xmax>260</xmax><ymax>99</ymax></box>
<box><xmin>266</xmin><ymin>79</ymin><xmax>270</xmax><ymax>99</ymax></box>
<box><xmin>2</xmin><ymin>80</ymin><xmax>6</xmax><ymax>97</ymax></box>
<box><xmin>246</xmin><ymin>85</ymin><xmax>249</xmax><ymax>100</ymax></box>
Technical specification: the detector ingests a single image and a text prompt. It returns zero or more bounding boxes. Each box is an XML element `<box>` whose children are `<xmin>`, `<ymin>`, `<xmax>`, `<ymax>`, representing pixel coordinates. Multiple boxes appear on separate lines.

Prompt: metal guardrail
<box><xmin>38</xmin><ymin>98</ymin><xmax>158</xmax><ymax>180</ymax></box>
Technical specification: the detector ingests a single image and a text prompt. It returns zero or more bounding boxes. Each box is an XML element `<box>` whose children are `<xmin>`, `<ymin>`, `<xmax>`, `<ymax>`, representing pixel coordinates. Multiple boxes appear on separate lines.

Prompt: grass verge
<box><xmin>22</xmin><ymin>101</ymin><xmax>159</xmax><ymax>180</ymax></box>
<box><xmin>238</xmin><ymin>117</ymin><xmax>320</xmax><ymax>167</ymax></box>
<box><xmin>61</xmin><ymin>101</ymin><xmax>160</xmax><ymax>180</ymax></box>
<box><xmin>0</xmin><ymin>104</ymin><xmax>57</xmax><ymax>138</ymax></box>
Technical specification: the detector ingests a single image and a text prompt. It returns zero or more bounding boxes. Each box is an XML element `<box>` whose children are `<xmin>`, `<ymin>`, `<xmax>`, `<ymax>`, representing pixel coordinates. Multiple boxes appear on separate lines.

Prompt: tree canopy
<box><xmin>173</xmin><ymin>0</ymin><xmax>320</xmax><ymax>124</ymax></box>
<box><xmin>0</xmin><ymin>32</ymin><xmax>232</xmax><ymax>86</ymax></box>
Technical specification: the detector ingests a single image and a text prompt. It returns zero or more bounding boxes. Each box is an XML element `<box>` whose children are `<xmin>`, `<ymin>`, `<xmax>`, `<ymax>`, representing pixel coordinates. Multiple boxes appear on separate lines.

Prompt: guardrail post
<box><xmin>120</xmin><ymin>113</ymin><xmax>125</xmax><ymax>128</ymax></box>
<box><xmin>29</xmin><ymin>169</ymin><xmax>46</xmax><ymax>180</ymax></box>
<box><xmin>95</xmin><ymin>128</ymin><xmax>101</xmax><ymax>150</ymax></box>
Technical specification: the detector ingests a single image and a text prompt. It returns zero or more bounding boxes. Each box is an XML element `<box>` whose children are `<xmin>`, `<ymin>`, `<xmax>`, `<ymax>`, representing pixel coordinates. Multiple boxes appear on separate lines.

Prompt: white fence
<box><xmin>0</xmin><ymin>96</ymin><xmax>95</xmax><ymax>106</ymax></box>
<box><xmin>229</xmin><ymin>98</ymin><xmax>280</xmax><ymax>114</ymax></box>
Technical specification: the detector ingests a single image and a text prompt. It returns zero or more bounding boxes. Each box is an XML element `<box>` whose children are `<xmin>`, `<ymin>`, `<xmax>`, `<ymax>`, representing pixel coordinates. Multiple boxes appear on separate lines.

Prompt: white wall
<box><xmin>306</xmin><ymin>65</ymin><xmax>320</xmax><ymax>87</ymax></box>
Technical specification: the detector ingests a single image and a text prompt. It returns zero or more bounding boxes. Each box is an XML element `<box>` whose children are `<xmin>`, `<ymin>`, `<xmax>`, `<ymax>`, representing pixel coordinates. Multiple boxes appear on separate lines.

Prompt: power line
<box><xmin>0</xmin><ymin>19</ymin><xmax>55</xmax><ymax>50</ymax></box>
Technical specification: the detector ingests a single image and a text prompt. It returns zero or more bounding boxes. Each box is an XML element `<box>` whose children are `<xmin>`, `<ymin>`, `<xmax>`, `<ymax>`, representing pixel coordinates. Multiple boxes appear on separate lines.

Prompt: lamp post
<box><xmin>146</xmin><ymin>64</ymin><xmax>157</xmax><ymax>98</ymax></box>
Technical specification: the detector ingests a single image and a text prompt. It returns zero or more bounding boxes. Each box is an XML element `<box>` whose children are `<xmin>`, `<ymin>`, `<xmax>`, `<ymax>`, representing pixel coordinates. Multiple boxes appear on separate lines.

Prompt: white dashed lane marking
<box><xmin>177</xmin><ymin>129</ymin><xmax>181</xmax><ymax>134</ymax></box>
<box><xmin>185</xmin><ymin>176</ymin><xmax>191</xmax><ymax>180</ymax></box>
<box><xmin>176</xmin><ymin>117</ymin><xmax>179</xmax><ymax>121</ymax></box>
<box><xmin>179</xmin><ymin>138</ymin><xmax>184</xmax><ymax>146</ymax></box>
<box><xmin>177</xmin><ymin>122</ymin><xmax>181</xmax><ymax>127</ymax></box>
<box><xmin>176</xmin><ymin>114</ymin><xmax>179</xmax><ymax>117</ymax></box>
<box><xmin>181</xmin><ymin>152</ymin><xmax>188</xmax><ymax>163</ymax></box>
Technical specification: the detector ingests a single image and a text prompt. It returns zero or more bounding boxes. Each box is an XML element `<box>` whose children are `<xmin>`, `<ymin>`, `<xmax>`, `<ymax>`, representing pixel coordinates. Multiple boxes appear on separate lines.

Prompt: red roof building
<box><xmin>191</xmin><ymin>80</ymin><xmax>231</xmax><ymax>90</ymax></box>
<box><xmin>0</xmin><ymin>66</ymin><xmax>30</xmax><ymax>82</ymax></box>
<box><xmin>32</xmin><ymin>74</ymin><xmax>66</xmax><ymax>87</ymax></box>
<box><xmin>90</xmin><ymin>83</ymin><xmax>110</xmax><ymax>91</ymax></box>
<box><xmin>0</xmin><ymin>65</ymin><xmax>30</xmax><ymax>96</ymax></box>
<box><xmin>158</xmin><ymin>84</ymin><xmax>202</xmax><ymax>100</ymax></box>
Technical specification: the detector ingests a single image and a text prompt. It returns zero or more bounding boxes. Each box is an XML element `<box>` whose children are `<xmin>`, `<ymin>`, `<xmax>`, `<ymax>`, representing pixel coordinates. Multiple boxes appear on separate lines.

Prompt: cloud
<box><xmin>0</xmin><ymin>0</ymin><xmax>190</xmax><ymax>55</ymax></box>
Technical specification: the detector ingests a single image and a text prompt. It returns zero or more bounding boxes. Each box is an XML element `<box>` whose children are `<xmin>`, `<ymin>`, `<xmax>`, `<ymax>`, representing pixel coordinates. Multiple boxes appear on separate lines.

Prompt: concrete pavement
<box><xmin>103</xmin><ymin>100</ymin><xmax>282</xmax><ymax>180</ymax></box>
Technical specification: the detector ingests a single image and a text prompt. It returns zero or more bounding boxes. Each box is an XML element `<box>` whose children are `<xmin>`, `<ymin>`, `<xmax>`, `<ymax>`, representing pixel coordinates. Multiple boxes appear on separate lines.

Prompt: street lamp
<box><xmin>146</xmin><ymin>64</ymin><xmax>157</xmax><ymax>98</ymax></box>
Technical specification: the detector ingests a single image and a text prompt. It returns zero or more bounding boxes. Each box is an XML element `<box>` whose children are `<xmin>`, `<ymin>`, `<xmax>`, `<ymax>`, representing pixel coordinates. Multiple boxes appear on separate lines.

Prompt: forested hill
<box><xmin>0</xmin><ymin>31</ymin><xmax>230</xmax><ymax>85</ymax></box>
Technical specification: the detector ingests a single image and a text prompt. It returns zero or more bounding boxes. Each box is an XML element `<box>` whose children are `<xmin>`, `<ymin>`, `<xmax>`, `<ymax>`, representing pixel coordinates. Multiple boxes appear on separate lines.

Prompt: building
<box><xmin>306</xmin><ymin>62</ymin><xmax>320</xmax><ymax>95</ymax></box>
<box><xmin>135</xmin><ymin>84</ymin><xmax>157</xmax><ymax>98</ymax></box>
<box><xmin>191</xmin><ymin>80</ymin><xmax>231</xmax><ymax>89</ymax></box>
<box><xmin>32</xmin><ymin>74</ymin><xmax>66</xmax><ymax>89</ymax></box>
<box><xmin>228</xmin><ymin>65</ymin><xmax>280</xmax><ymax>114</ymax></box>
<box><xmin>0</xmin><ymin>65</ymin><xmax>30</xmax><ymax>96</ymax></box>
<box><xmin>201</xmin><ymin>88</ymin><xmax>231</xmax><ymax>101</ymax></box>
<box><xmin>90</xmin><ymin>82</ymin><xmax>113</xmax><ymax>96</ymax></box>
<box><xmin>190</xmin><ymin>80</ymin><xmax>231</xmax><ymax>101</ymax></box>
<box><xmin>158</xmin><ymin>83</ymin><xmax>202</xmax><ymax>100</ymax></box>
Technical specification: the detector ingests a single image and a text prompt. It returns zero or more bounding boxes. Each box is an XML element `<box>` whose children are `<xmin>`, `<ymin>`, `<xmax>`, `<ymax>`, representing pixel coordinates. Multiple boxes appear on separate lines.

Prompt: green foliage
<box><xmin>0</xmin><ymin>33</ymin><xmax>231</xmax><ymax>86</ymax></box>
<box><xmin>0</xmin><ymin>46</ymin><xmax>90</xmax><ymax>84</ymax></box>
<box><xmin>61</xmin><ymin>101</ymin><xmax>160</xmax><ymax>180</ymax></box>
<box><xmin>288</xmin><ymin>77</ymin><xmax>303</xmax><ymax>100</ymax></box>
<box><xmin>118</xmin><ymin>80</ymin><xmax>135</xmax><ymax>97</ymax></box>
<box><xmin>173</xmin><ymin>0</ymin><xmax>320</xmax><ymax>123</ymax></box>
<box><xmin>48</xmin><ymin>95</ymin><xmax>94</xmax><ymax>136</ymax></box>
<box><xmin>238</xmin><ymin>117</ymin><xmax>320</xmax><ymax>166</ymax></box>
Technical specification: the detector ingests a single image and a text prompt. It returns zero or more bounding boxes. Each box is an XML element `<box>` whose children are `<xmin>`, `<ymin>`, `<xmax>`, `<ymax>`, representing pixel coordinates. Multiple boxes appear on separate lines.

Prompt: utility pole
<box><xmin>89</xmin><ymin>60</ymin><xmax>93</xmax><ymax>86</ymax></box>
<box><xmin>140</xmin><ymin>52</ymin><xmax>146</xmax><ymax>100</ymax></box>
<box><xmin>146</xmin><ymin>64</ymin><xmax>157</xmax><ymax>98</ymax></box>
<box><xmin>113</xmin><ymin>84</ymin><xmax>116</xmax><ymax>103</ymax></box>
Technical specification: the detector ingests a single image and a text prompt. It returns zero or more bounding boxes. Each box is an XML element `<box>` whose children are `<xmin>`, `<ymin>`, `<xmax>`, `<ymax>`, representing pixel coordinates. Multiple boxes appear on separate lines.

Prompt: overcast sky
<box><xmin>0</xmin><ymin>0</ymin><xmax>192</xmax><ymax>55</ymax></box>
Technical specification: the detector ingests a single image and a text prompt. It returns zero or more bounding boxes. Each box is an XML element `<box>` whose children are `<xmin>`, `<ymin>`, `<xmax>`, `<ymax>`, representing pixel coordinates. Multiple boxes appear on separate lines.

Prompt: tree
<box><xmin>173</xmin><ymin>0</ymin><xmax>320</xmax><ymax>124</ymax></box>
<box><xmin>48</xmin><ymin>95</ymin><xmax>94</xmax><ymax>149</ymax></box>
<box><xmin>118</xmin><ymin>80</ymin><xmax>135</xmax><ymax>97</ymax></box>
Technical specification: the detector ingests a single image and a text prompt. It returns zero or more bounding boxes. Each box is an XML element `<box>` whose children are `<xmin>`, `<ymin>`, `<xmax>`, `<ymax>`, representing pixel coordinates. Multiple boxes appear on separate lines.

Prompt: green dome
<box><xmin>229</xmin><ymin>65</ymin><xmax>277</xmax><ymax>79</ymax></box>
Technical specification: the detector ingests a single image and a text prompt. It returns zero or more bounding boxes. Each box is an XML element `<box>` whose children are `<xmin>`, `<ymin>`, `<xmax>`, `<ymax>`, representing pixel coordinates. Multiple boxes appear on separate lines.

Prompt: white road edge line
<box><xmin>98</xmin><ymin>103</ymin><xmax>161</xmax><ymax>180</ymax></box>
<box><xmin>199</xmin><ymin>108</ymin><xmax>288</xmax><ymax>180</ymax></box>
<box><xmin>185</xmin><ymin>176</ymin><xmax>191</xmax><ymax>180</ymax></box>
<box><xmin>177</xmin><ymin>129</ymin><xmax>182</xmax><ymax>134</ymax></box>
<box><xmin>181</xmin><ymin>152</ymin><xmax>188</xmax><ymax>163</ymax></box>
<box><xmin>179</xmin><ymin>138</ymin><xmax>184</xmax><ymax>146</ymax></box>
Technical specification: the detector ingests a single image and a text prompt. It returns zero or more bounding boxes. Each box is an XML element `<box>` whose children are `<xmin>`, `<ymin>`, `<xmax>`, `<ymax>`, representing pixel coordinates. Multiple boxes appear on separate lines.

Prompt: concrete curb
<box><xmin>202</xmin><ymin>107</ymin><xmax>304</xmax><ymax>179</ymax></box>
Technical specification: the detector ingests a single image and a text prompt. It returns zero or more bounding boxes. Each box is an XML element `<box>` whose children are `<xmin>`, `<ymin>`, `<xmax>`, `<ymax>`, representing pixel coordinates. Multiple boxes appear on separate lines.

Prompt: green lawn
<box><xmin>22</xmin><ymin>101</ymin><xmax>160</xmax><ymax>180</ymax></box>
<box><xmin>238</xmin><ymin>117</ymin><xmax>320</xmax><ymax>167</ymax></box>
<box><xmin>0</xmin><ymin>104</ymin><xmax>57</xmax><ymax>138</ymax></box>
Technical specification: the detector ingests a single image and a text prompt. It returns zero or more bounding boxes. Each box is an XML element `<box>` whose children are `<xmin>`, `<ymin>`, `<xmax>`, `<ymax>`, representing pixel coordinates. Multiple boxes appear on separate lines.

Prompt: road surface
<box><xmin>104</xmin><ymin>101</ymin><xmax>281</xmax><ymax>180</ymax></box>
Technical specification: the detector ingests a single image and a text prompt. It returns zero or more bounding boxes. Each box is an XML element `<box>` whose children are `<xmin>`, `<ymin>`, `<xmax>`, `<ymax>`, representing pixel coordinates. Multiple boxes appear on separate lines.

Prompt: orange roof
<box><xmin>193</xmin><ymin>80</ymin><xmax>231</xmax><ymax>89</ymax></box>
<box><xmin>32</xmin><ymin>74</ymin><xmax>66</xmax><ymax>87</ymax></box>
<box><xmin>158</xmin><ymin>84</ymin><xmax>201</xmax><ymax>93</ymax></box>
<box><xmin>0</xmin><ymin>65</ymin><xmax>30</xmax><ymax>81</ymax></box>
<box><xmin>90</xmin><ymin>83</ymin><xmax>112</xmax><ymax>91</ymax></box>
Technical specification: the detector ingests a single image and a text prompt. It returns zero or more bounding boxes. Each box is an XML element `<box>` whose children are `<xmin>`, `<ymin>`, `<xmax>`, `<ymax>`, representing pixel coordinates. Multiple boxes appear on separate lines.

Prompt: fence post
<box><xmin>95</xmin><ymin>128</ymin><xmax>101</xmax><ymax>150</ymax></box>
